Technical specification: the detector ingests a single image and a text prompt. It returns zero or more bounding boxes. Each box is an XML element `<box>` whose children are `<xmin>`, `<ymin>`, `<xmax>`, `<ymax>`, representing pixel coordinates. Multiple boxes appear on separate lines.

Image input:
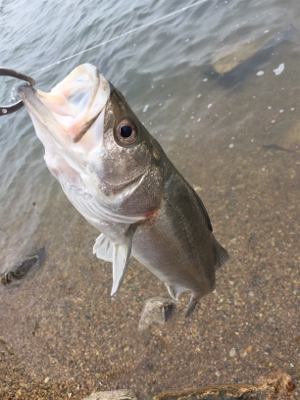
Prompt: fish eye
<box><xmin>120</xmin><ymin>125</ymin><xmax>132</xmax><ymax>138</ymax></box>
<box><xmin>116</xmin><ymin>119</ymin><xmax>138</xmax><ymax>145</ymax></box>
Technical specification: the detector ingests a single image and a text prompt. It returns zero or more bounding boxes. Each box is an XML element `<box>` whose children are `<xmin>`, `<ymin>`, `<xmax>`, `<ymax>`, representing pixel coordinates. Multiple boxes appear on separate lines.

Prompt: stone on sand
<box><xmin>82</xmin><ymin>389</ymin><xmax>137</xmax><ymax>400</ymax></box>
<box><xmin>138</xmin><ymin>296</ymin><xmax>176</xmax><ymax>330</ymax></box>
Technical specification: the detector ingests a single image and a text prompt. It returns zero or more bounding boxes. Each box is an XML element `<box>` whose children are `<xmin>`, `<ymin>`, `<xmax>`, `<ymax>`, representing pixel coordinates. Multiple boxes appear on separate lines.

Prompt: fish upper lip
<box><xmin>18</xmin><ymin>84</ymin><xmax>54</xmax><ymax>122</ymax></box>
<box><xmin>18</xmin><ymin>84</ymin><xmax>42</xmax><ymax>107</ymax></box>
<box><xmin>18</xmin><ymin>80</ymin><xmax>107</xmax><ymax>144</ymax></box>
<box><xmin>18</xmin><ymin>83</ymin><xmax>66</xmax><ymax>141</ymax></box>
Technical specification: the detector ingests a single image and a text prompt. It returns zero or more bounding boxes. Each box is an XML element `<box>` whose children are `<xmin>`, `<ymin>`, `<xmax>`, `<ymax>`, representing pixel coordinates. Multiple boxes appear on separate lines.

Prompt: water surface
<box><xmin>0</xmin><ymin>0</ymin><xmax>299</xmax><ymax>398</ymax></box>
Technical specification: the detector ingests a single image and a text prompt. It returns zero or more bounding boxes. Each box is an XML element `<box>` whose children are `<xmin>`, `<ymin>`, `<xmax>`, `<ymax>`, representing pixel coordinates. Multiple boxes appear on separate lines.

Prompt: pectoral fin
<box><xmin>93</xmin><ymin>233</ymin><xmax>113</xmax><ymax>262</ymax></box>
<box><xmin>93</xmin><ymin>226</ymin><xmax>135</xmax><ymax>296</ymax></box>
<box><xmin>111</xmin><ymin>226</ymin><xmax>134</xmax><ymax>296</ymax></box>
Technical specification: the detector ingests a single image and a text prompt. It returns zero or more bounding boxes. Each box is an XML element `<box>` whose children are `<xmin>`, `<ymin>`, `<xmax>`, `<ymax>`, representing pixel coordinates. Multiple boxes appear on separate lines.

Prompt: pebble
<box><xmin>83</xmin><ymin>389</ymin><xmax>137</xmax><ymax>400</ymax></box>
<box><xmin>229</xmin><ymin>348</ymin><xmax>237</xmax><ymax>357</ymax></box>
<box><xmin>138</xmin><ymin>296</ymin><xmax>176</xmax><ymax>330</ymax></box>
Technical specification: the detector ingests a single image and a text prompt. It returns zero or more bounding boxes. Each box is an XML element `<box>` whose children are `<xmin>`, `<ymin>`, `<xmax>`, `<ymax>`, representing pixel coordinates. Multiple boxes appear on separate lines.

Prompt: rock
<box><xmin>0</xmin><ymin>247</ymin><xmax>45</xmax><ymax>285</ymax></box>
<box><xmin>255</xmin><ymin>371</ymin><xmax>295</xmax><ymax>399</ymax></box>
<box><xmin>229</xmin><ymin>348</ymin><xmax>237</xmax><ymax>357</ymax></box>
<box><xmin>138</xmin><ymin>296</ymin><xmax>176</xmax><ymax>331</ymax></box>
<box><xmin>211</xmin><ymin>25</ymin><xmax>298</xmax><ymax>87</ymax></box>
<box><xmin>154</xmin><ymin>371</ymin><xmax>295</xmax><ymax>400</ymax></box>
<box><xmin>82</xmin><ymin>389</ymin><xmax>137</xmax><ymax>400</ymax></box>
<box><xmin>213</xmin><ymin>40</ymin><xmax>266</xmax><ymax>75</ymax></box>
<box><xmin>1</xmin><ymin>255</ymin><xmax>38</xmax><ymax>285</ymax></box>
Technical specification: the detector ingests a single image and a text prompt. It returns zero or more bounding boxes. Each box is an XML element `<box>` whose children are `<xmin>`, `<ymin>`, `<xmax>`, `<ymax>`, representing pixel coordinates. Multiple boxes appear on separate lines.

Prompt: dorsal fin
<box><xmin>192</xmin><ymin>188</ymin><xmax>213</xmax><ymax>231</ymax></box>
<box><xmin>215</xmin><ymin>241</ymin><xmax>230</xmax><ymax>271</ymax></box>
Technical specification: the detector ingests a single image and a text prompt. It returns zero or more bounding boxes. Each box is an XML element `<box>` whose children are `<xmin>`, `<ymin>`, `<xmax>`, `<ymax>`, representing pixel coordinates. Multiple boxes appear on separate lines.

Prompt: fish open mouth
<box><xmin>18</xmin><ymin>64</ymin><xmax>111</xmax><ymax>146</ymax></box>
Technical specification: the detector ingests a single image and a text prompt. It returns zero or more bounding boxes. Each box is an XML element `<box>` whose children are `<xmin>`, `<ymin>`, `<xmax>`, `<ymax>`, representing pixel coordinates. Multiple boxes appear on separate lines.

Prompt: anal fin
<box><xmin>167</xmin><ymin>285</ymin><xmax>200</xmax><ymax>317</ymax></box>
<box><xmin>166</xmin><ymin>284</ymin><xmax>188</xmax><ymax>301</ymax></box>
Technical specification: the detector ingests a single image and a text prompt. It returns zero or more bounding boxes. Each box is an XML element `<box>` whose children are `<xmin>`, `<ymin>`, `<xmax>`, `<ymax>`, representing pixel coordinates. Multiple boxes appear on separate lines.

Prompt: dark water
<box><xmin>0</xmin><ymin>0</ymin><xmax>299</xmax><ymax>398</ymax></box>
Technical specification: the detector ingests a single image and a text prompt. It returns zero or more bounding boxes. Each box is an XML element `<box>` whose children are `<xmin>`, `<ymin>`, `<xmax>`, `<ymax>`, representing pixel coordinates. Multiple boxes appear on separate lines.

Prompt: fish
<box><xmin>18</xmin><ymin>63</ymin><xmax>229</xmax><ymax>316</ymax></box>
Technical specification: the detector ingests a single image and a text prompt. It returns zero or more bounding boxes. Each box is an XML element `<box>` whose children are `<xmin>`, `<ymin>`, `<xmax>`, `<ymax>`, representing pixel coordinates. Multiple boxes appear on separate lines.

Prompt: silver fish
<box><xmin>18</xmin><ymin>64</ymin><xmax>229</xmax><ymax>316</ymax></box>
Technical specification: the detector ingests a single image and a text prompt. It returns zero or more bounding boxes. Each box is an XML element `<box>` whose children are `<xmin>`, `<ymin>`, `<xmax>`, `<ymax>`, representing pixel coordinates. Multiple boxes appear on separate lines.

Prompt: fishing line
<box><xmin>0</xmin><ymin>0</ymin><xmax>208</xmax><ymax>115</ymax></box>
<box><xmin>30</xmin><ymin>0</ymin><xmax>208</xmax><ymax>75</ymax></box>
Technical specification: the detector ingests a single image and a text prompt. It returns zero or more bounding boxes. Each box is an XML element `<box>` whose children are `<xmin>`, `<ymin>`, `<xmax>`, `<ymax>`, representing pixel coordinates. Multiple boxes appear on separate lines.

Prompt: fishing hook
<box><xmin>0</xmin><ymin>68</ymin><xmax>35</xmax><ymax>116</ymax></box>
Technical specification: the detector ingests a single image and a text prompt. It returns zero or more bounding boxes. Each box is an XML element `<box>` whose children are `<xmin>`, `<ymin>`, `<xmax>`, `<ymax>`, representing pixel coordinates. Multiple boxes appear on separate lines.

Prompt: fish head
<box><xmin>18</xmin><ymin>64</ymin><xmax>166</xmax><ymax>222</ymax></box>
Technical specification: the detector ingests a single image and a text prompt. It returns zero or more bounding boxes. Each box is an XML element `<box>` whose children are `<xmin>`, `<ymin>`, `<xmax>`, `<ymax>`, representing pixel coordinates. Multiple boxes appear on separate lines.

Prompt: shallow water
<box><xmin>0</xmin><ymin>0</ymin><xmax>299</xmax><ymax>398</ymax></box>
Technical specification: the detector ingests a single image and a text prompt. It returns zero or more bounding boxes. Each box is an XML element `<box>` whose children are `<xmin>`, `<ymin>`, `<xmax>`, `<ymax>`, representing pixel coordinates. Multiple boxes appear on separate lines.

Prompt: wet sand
<box><xmin>0</xmin><ymin>3</ymin><xmax>300</xmax><ymax>397</ymax></box>
<box><xmin>1</xmin><ymin>74</ymin><xmax>299</xmax><ymax>399</ymax></box>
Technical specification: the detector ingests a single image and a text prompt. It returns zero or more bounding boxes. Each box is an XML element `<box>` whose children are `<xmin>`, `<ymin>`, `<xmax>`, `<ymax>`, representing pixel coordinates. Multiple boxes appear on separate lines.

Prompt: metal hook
<box><xmin>0</xmin><ymin>68</ymin><xmax>35</xmax><ymax>116</ymax></box>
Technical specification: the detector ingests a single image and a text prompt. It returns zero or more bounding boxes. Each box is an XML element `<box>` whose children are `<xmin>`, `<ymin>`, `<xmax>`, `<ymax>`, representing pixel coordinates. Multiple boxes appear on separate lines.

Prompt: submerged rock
<box><xmin>211</xmin><ymin>25</ymin><xmax>298</xmax><ymax>87</ymax></box>
<box><xmin>138</xmin><ymin>296</ymin><xmax>176</xmax><ymax>331</ymax></box>
<box><xmin>0</xmin><ymin>247</ymin><xmax>45</xmax><ymax>285</ymax></box>
<box><xmin>82</xmin><ymin>389</ymin><xmax>137</xmax><ymax>400</ymax></box>
<box><xmin>154</xmin><ymin>371</ymin><xmax>295</xmax><ymax>400</ymax></box>
<box><xmin>213</xmin><ymin>40</ymin><xmax>268</xmax><ymax>75</ymax></box>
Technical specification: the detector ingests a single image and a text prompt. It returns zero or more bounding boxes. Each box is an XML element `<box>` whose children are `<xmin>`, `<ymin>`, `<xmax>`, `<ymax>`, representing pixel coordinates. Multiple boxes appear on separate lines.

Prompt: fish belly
<box><xmin>132</xmin><ymin>170</ymin><xmax>224</xmax><ymax>309</ymax></box>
